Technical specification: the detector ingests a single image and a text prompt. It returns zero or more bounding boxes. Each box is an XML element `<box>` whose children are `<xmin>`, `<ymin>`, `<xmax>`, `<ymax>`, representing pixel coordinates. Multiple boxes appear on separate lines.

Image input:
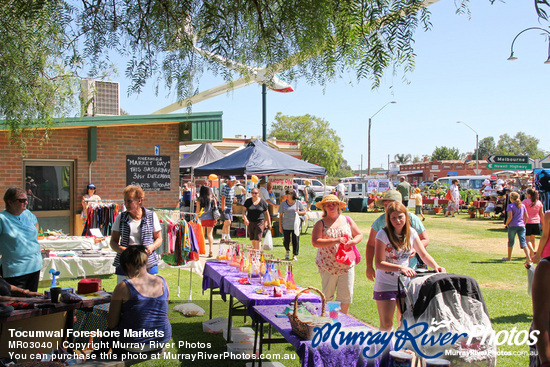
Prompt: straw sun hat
<box><xmin>315</xmin><ymin>194</ymin><xmax>346</xmax><ymax>210</ymax></box>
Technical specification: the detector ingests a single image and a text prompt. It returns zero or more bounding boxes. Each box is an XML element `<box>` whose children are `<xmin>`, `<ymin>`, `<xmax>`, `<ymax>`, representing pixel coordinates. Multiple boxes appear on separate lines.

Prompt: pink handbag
<box><xmin>335</xmin><ymin>234</ymin><xmax>361</xmax><ymax>265</ymax></box>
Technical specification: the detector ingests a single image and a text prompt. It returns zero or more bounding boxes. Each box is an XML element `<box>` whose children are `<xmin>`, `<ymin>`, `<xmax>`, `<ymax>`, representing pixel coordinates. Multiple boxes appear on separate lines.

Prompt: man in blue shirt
<box><xmin>365</xmin><ymin>190</ymin><xmax>430</xmax><ymax>281</ymax></box>
<box><xmin>221</xmin><ymin>176</ymin><xmax>236</xmax><ymax>243</ymax></box>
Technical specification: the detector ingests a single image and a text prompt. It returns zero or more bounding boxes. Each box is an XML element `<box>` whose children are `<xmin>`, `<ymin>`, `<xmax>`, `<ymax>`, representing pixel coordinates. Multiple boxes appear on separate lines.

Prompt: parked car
<box><xmin>293</xmin><ymin>178</ymin><xmax>334</xmax><ymax>200</ymax></box>
<box><xmin>419</xmin><ymin>180</ymin><xmax>434</xmax><ymax>188</ymax></box>
<box><xmin>344</xmin><ymin>179</ymin><xmax>394</xmax><ymax>200</ymax></box>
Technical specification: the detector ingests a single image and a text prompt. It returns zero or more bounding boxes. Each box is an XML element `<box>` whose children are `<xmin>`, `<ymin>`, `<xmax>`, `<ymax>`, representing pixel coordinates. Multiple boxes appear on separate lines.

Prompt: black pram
<box><xmin>397</xmin><ymin>272</ymin><xmax>497</xmax><ymax>366</ymax></box>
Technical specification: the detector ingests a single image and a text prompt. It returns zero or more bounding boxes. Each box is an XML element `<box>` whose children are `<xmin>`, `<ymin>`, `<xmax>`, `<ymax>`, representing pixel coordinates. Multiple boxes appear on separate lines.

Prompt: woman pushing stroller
<box><xmin>373</xmin><ymin>201</ymin><xmax>445</xmax><ymax>331</ymax></box>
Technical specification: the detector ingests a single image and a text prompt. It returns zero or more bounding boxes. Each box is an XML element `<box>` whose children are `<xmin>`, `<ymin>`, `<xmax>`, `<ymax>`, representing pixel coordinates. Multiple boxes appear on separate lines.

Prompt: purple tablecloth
<box><xmin>223</xmin><ymin>275</ymin><xmax>322</xmax><ymax>317</ymax></box>
<box><xmin>253</xmin><ymin>305</ymin><xmax>391</xmax><ymax>367</ymax></box>
<box><xmin>202</xmin><ymin>260</ymin><xmax>242</xmax><ymax>301</ymax></box>
<box><xmin>202</xmin><ymin>261</ymin><xmax>322</xmax><ymax>314</ymax></box>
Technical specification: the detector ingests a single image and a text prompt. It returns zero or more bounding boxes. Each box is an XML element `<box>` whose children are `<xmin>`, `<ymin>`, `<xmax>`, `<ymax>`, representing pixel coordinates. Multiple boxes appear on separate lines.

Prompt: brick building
<box><xmin>0</xmin><ymin>112</ymin><xmax>222</xmax><ymax>235</ymax></box>
<box><xmin>399</xmin><ymin>157</ymin><xmax>492</xmax><ymax>182</ymax></box>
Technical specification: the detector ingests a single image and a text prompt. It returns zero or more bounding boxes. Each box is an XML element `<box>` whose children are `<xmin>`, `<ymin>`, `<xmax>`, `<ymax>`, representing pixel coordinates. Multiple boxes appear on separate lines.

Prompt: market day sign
<box><xmin>126</xmin><ymin>155</ymin><xmax>171</xmax><ymax>191</ymax></box>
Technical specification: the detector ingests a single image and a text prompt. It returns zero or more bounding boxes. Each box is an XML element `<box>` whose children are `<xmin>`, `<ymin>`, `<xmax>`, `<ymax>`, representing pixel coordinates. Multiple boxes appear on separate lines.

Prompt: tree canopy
<box><xmin>472</xmin><ymin>133</ymin><xmax>546</xmax><ymax>159</ymax></box>
<box><xmin>394</xmin><ymin>153</ymin><xmax>412</xmax><ymax>164</ymax></box>
<box><xmin>1</xmin><ymin>0</ymin><xmax>441</xmax><ymax>143</ymax></box>
<box><xmin>1</xmin><ymin>0</ymin><xmax>550</xmax><ymax>145</ymax></box>
<box><xmin>431</xmin><ymin>146</ymin><xmax>461</xmax><ymax>161</ymax></box>
<box><xmin>269</xmin><ymin>113</ymin><xmax>343</xmax><ymax>176</ymax></box>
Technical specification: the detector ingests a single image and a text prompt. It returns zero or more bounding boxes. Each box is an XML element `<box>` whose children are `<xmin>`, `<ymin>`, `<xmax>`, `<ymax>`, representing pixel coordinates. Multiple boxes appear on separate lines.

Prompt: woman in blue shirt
<box><xmin>0</xmin><ymin>187</ymin><xmax>42</xmax><ymax>292</ymax></box>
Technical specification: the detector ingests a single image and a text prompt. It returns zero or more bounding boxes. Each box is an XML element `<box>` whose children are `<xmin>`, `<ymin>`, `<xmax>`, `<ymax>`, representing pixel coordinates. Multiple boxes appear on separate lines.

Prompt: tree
<box><xmin>269</xmin><ymin>113</ymin><xmax>343</xmax><ymax>176</ymax></box>
<box><xmin>2</xmin><ymin>0</ymin><xmax>550</xmax><ymax>144</ymax></box>
<box><xmin>431</xmin><ymin>146</ymin><xmax>461</xmax><ymax>161</ymax></box>
<box><xmin>333</xmin><ymin>159</ymin><xmax>355</xmax><ymax>180</ymax></box>
<box><xmin>0</xmin><ymin>0</ymin><xmax>439</xmax><ymax>144</ymax></box>
<box><xmin>496</xmin><ymin>132</ymin><xmax>546</xmax><ymax>158</ymax></box>
<box><xmin>473</xmin><ymin>137</ymin><xmax>496</xmax><ymax>160</ymax></box>
<box><xmin>0</xmin><ymin>1</ymin><xmax>80</xmax><ymax>145</ymax></box>
<box><xmin>394</xmin><ymin>154</ymin><xmax>412</xmax><ymax>164</ymax></box>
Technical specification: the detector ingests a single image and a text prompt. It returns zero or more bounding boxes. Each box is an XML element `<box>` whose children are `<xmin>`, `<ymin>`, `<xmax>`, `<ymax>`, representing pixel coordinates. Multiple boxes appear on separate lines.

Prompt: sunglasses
<box><xmin>251</xmin><ymin>192</ymin><xmax>259</xmax><ymax>195</ymax></box>
<box><xmin>16</xmin><ymin>198</ymin><xmax>28</xmax><ymax>203</ymax></box>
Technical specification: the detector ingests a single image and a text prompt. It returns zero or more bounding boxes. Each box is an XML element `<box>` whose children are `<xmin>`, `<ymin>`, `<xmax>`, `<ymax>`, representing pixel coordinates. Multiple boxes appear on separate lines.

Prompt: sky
<box><xmin>117</xmin><ymin>0</ymin><xmax>549</xmax><ymax>172</ymax></box>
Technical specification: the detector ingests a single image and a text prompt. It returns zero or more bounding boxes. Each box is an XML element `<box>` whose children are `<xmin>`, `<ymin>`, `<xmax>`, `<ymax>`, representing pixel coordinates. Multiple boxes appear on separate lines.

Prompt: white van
<box><xmin>344</xmin><ymin>179</ymin><xmax>394</xmax><ymax>200</ymax></box>
<box><xmin>431</xmin><ymin>175</ymin><xmax>489</xmax><ymax>190</ymax></box>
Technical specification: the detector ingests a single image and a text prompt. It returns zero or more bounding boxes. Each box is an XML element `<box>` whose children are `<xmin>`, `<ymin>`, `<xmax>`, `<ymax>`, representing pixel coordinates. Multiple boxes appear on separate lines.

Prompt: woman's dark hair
<box><xmin>286</xmin><ymin>188</ymin><xmax>298</xmax><ymax>201</ymax></box>
<box><xmin>527</xmin><ymin>188</ymin><xmax>539</xmax><ymax>207</ymax></box>
<box><xmin>198</xmin><ymin>186</ymin><xmax>212</xmax><ymax>208</ymax></box>
<box><xmin>3</xmin><ymin>187</ymin><xmax>25</xmax><ymax>209</ymax></box>
<box><xmin>120</xmin><ymin>245</ymin><xmax>148</xmax><ymax>278</ymax></box>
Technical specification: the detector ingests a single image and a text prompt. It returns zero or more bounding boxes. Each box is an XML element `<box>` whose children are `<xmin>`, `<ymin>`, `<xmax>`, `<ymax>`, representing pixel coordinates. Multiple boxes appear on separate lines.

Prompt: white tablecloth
<box><xmin>40</xmin><ymin>253</ymin><xmax>116</xmax><ymax>281</ymax></box>
<box><xmin>39</xmin><ymin>236</ymin><xmax>110</xmax><ymax>251</ymax></box>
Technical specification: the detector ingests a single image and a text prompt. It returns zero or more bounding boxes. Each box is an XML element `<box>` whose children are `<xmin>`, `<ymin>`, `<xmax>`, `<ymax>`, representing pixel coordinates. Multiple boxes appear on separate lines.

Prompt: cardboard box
<box><xmin>268</xmin><ymin>204</ymin><xmax>279</xmax><ymax>216</ymax></box>
<box><xmin>232</xmin><ymin>204</ymin><xmax>243</xmax><ymax>215</ymax></box>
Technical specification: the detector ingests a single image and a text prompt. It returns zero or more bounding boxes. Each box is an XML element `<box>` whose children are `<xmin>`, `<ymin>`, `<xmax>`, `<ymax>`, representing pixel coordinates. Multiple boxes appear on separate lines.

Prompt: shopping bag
<box><xmin>293</xmin><ymin>213</ymin><xmax>301</xmax><ymax>236</ymax></box>
<box><xmin>445</xmin><ymin>189</ymin><xmax>452</xmax><ymax>200</ymax></box>
<box><xmin>263</xmin><ymin>230</ymin><xmax>273</xmax><ymax>251</ymax></box>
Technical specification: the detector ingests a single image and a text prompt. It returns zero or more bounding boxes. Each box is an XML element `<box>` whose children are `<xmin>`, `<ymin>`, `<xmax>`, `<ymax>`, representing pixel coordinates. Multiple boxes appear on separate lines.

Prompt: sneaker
<box><xmin>293</xmin><ymin>256</ymin><xmax>298</xmax><ymax>261</ymax></box>
<box><xmin>285</xmin><ymin>252</ymin><xmax>290</xmax><ymax>260</ymax></box>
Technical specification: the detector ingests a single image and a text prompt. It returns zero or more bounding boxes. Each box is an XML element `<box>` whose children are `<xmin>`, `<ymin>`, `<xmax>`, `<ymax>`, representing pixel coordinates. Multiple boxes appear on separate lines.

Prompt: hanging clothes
<box><xmin>82</xmin><ymin>203</ymin><xmax>119</xmax><ymax>236</ymax></box>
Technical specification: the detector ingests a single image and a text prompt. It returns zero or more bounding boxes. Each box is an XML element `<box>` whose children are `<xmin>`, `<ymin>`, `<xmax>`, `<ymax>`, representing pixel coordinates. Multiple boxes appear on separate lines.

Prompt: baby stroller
<box><xmin>397</xmin><ymin>272</ymin><xmax>497</xmax><ymax>366</ymax></box>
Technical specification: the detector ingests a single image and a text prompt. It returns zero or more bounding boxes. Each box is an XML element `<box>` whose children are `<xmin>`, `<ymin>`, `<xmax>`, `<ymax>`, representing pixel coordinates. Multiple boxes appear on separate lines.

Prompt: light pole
<box><xmin>456</xmin><ymin>121</ymin><xmax>479</xmax><ymax>174</ymax></box>
<box><xmin>507</xmin><ymin>27</ymin><xmax>550</xmax><ymax>64</ymax></box>
<box><xmin>368</xmin><ymin>101</ymin><xmax>396</xmax><ymax>176</ymax></box>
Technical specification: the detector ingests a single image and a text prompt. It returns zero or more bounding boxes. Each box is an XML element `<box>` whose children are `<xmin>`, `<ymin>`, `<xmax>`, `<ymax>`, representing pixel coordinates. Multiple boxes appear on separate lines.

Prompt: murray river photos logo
<box><xmin>311</xmin><ymin>320</ymin><xmax>539</xmax><ymax>359</ymax></box>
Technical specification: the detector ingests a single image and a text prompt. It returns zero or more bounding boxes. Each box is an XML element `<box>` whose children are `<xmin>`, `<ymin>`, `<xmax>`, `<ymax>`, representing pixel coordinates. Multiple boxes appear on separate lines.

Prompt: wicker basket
<box><xmin>288</xmin><ymin>286</ymin><xmax>331</xmax><ymax>340</ymax></box>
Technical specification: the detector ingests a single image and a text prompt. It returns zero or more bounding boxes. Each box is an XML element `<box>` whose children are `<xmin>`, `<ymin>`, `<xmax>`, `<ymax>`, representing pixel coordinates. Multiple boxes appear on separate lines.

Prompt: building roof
<box><xmin>0</xmin><ymin>111</ymin><xmax>223</xmax><ymax>130</ymax></box>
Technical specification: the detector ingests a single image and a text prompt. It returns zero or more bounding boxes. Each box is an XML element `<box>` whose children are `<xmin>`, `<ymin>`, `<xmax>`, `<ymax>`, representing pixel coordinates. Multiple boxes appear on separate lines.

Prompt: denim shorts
<box><xmin>508</xmin><ymin>226</ymin><xmax>527</xmax><ymax>248</ymax></box>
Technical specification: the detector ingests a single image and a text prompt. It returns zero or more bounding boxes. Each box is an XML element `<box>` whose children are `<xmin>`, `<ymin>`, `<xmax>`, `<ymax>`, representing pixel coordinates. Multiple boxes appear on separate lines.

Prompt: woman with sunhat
<box><xmin>311</xmin><ymin>194</ymin><xmax>363</xmax><ymax>314</ymax></box>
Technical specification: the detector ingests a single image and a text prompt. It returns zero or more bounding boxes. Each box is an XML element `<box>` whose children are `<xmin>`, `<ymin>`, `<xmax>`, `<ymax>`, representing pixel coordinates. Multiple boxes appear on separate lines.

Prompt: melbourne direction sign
<box><xmin>486</xmin><ymin>155</ymin><xmax>531</xmax><ymax>170</ymax></box>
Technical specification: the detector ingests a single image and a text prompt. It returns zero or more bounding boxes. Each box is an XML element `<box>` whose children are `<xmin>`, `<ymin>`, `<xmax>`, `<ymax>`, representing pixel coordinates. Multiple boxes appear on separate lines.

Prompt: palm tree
<box><xmin>394</xmin><ymin>153</ymin><xmax>412</xmax><ymax>164</ymax></box>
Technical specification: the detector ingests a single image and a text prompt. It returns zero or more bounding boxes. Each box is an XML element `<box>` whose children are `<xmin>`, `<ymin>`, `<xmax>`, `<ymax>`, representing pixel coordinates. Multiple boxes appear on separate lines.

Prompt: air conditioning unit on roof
<box><xmin>80</xmin><ymin>80</ymin><xmax>120</xmax><ymax>116</ymax></box>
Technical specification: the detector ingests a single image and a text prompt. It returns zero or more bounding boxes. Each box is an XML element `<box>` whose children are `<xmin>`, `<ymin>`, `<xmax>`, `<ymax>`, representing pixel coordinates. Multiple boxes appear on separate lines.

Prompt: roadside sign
<box><xmin>154</xmin><ymin>145</ymin><xmax>160</xmax><ymax>156</ymax></box>
<box><xmin>487</xmin><ymin>163</ymin><xmax>532</xmax><ymax>170</ymax></box>
<box><xmin>487</xmin><ymin>155</ymin><xmax>529</xmax><ymax>164</ymax></box>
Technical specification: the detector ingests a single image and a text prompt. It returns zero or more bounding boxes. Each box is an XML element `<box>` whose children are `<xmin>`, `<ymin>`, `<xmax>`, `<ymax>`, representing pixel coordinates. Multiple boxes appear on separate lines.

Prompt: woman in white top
<box><xmin>110</xmin><ymin>185</ymin><xmax>162</xmax><ymax>283</ymax></box>
<box><xmin>374</xmin><ymin>201</ymin><xmax>445</xmax><ymax>331</ymax></box>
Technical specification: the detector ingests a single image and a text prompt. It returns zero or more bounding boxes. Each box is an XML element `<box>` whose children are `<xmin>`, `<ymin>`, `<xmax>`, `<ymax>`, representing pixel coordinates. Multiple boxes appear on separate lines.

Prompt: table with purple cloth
<box><xmin>202</xmin><ymin>260</ymin><xmax>239</xmax><ymax>318</ymax></box>
<box><xmin>252</xmin><ymin>305</ymin><xmax>391</xmax><ymax>367</ymax></box>
<box><xmin>202</xmin><ymin>260</ymin><xmax>322</xmax><ymax>343</ymax></box>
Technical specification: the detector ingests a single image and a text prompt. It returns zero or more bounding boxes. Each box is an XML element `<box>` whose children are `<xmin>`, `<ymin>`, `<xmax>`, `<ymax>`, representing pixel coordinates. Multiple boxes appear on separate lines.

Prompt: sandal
<box><xmin>208</xmin><ymin>251</ymin><xmax>213</xmax><ymax>258</ymax></box>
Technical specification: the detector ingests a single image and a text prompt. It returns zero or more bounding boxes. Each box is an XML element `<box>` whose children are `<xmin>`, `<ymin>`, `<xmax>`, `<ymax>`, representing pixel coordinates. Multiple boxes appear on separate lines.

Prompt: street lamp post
<box><xmin>507</xmin><ymin>27</ymin><xmax>550</xmax><ymax>64</ymax></box>
<box><xmin>368</xmin><ymin>101</ymin><xmax>396</xmax><ymax>176</ymax></box>
<box><xmin>456</xmin><ymin>121</ymin><xmax>479</xmax><ymax>174</ymax></box>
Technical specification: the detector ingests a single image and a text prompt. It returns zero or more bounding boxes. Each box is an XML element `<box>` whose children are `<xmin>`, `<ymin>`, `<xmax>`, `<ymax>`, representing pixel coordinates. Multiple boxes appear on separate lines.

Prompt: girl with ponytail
<box><xmin>504</xmin><ymin>191</ymin><xmax>530</xmax><ymax>263</ymax></box>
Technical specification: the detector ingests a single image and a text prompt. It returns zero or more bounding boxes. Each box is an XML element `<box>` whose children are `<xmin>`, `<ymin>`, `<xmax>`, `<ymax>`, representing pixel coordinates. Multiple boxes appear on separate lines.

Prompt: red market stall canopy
<box><xmin>179</xmin><ymin>143</ymin><xmax>225</xmax><ymax>174</ymax></box>
<box><xmin>194</xmin><ymin>139</ymin><xmax>326</xmax><ymax>177</ymax></box>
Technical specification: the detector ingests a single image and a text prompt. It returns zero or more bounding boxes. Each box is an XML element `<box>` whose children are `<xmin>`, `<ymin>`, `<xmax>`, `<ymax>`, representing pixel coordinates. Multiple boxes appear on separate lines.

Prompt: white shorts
<box><xmin>319</xmin><ymin>267</ymin><xmax>355</xmax><ymax>304</ymax></box>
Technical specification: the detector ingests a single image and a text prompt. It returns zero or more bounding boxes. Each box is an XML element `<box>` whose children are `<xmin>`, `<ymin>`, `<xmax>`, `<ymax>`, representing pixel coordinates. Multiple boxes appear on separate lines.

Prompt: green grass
<box><xmin>43</xmin><ymin>211</ymin><xmax>535</xmax><ymax>366</ymax></box>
